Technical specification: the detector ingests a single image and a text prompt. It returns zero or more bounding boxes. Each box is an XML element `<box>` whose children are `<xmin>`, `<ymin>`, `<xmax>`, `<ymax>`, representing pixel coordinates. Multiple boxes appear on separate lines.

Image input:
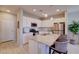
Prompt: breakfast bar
<box><xmin>28</xmin><ymin>34</ymin><xmax>60</xmax><ymax>54</ymax></box>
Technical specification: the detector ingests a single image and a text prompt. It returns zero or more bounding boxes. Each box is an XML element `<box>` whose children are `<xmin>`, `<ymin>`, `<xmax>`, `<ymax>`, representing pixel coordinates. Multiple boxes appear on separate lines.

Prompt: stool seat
<box><xmin>49</xmin><ymin>35</ymin><xmax>68</xmax><ymax>54</ymax></box>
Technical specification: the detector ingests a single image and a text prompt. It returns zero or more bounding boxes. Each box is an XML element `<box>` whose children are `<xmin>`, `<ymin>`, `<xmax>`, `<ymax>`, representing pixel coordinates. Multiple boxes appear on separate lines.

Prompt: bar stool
<box><xmin>49</xmin><ymin>35</ymin><xmax>68</xmax><ymax>54</ymax></box>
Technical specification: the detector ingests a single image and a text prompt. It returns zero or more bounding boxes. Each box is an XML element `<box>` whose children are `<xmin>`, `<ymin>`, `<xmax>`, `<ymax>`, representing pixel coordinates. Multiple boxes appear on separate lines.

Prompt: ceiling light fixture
<box><xmin>6</xmin><ymin>10</ymin><xmax>10</xmax><ymax>12</ymax></box>
<box><xmin>50</xmin><ymin>17</ymin><xmax>53</xmax><ymax>20</ymax></box>
<box><xmin>33</xmin><ymin>9</ymin><xmax>36</xmax><ymax>12</ymax></box>
<box><xmin>44</xmin><ymin>14</ymin><xmax>48</xmax><ymax>17</ymax></box>
<box><xmin>56</xmin><ymin>9</ymin><xmax>60</xmax><ymax>12</ymax></box>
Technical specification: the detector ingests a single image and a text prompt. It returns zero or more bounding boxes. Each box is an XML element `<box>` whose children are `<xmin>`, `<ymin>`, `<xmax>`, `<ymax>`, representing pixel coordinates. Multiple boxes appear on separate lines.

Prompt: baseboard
<box><xmin>0</xmin><ymin>40</ymin><xmax>14</xmax><ymax>44</ymax></box>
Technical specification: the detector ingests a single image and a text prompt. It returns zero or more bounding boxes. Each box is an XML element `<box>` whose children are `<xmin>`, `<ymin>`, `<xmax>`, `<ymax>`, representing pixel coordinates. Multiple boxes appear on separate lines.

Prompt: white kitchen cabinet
<box><xmin>22</xmin><ymin>16</ymin><xmax>41</xmax><ymax>44</ymax></box>
<box><xmin>38</xmin><ymin>43</ymin><xmax>49</xmax><ymax>54</ymax></box>
<box><xmin>28</xmin><ymin>39</ymin><xmax>39</xmax><ymax>54</ymax></box>
<box><xmin>23</xmin><ymin>33</ymin><xmax>33</xmax><ymax>44</ymax></box>
<box><xmin>28</xmin><ymin>39</ymin><xmax>49</xmax><ymax>54</ymax></box>
<box><xmin>23</xmin><ymin>16</ymin><xmax>41</xmax><ymax>27</ymax></box>
<box><xmin>41</xmin><ymin>18</ymin><xmax>65</xmax><ymax>27</ymax></box>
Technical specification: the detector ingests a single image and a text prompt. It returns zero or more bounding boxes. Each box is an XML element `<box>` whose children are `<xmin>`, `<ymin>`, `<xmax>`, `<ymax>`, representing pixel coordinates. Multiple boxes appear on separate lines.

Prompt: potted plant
<box><xmin>68</xmin><ymin>21</ymin><xmax>79</xmax><ymax>44</ymax></box>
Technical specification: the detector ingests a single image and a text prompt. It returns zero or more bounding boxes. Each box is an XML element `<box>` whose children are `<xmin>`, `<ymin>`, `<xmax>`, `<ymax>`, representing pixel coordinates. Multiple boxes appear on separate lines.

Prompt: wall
<box><xmin>67</xmin><ymin>11</ymin><xmax>79</xmax><ymax>40</ymax></box>
<box><xmin>68</xmin><ymin>11</ymin><xmax>79</xmax><ymax>25</ymax></box>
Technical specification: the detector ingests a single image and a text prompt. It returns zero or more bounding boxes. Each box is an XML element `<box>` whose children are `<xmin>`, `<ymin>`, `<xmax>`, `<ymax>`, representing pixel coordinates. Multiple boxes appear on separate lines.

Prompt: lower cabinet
<box><xmin>28</xmin><ymin>39</ymin><xmax>49</xmax><ymax>54</ymax></box>
<box><xmin>28</xmin><ymin>39</ymin><xmax>38</xmax><ymax>54</ymax></box>
<box><xmin>38</xmin><ymin>43</ymin><xmax>49</xmax><ymax>54</ymax></box>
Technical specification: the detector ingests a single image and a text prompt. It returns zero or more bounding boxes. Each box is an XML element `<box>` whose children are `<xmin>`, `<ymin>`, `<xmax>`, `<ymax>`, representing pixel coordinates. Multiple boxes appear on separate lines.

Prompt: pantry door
<box><xmin>0</xmin><ymin>13</ymin><xmax>17</xmax><ymax>42</ymax></box>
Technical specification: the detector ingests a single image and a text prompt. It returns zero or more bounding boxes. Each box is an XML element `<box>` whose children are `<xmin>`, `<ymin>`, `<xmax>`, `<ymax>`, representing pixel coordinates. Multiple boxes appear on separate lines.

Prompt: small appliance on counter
<box><xmin>29</xmin><ymin>28</ymin><xmax>39</xmax><ymax>36</ymax></box>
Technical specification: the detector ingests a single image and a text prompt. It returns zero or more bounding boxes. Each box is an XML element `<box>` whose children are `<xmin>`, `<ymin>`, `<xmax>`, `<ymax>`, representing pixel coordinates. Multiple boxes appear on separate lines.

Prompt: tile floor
<box><xmin>0</xmin><ymin>41</ymin><xmax>79</xmax><ymax>54</ymax></box>
<box><xmin>68</xmin><ymin>43</ymin><xmax>79</xmax><ymax>54</ymax></box>
<box><xmin>0</xmin><ymin>41</ymin><xmax>29</xmax><ymax>54</ymax></box>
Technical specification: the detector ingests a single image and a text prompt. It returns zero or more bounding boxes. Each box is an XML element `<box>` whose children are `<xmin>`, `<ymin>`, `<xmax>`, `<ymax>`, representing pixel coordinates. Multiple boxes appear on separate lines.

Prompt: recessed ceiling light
<box><xmin>44</xmin><ymin>14</ymin><xmax>48</xmax><ymax>17</ymax></box>
<box><xmin>56</xmin><ymin>9</ymin><xmax>60</xmax><ymax>12</ymax></box>
<box><xmin>41</xmin><ymin>13</ymin><xmax>48</xmax><ymax>17</ymax></box>
<box><xmin>6</xmin><ymin>10</ymin><xmax>10</xmax><ymax>12</ymax></box>
<box><xmin>50</xmin><ymin>17</ymin><xmax>53</xmax><ymax>20</ymax></box>
<box><xmin>33</xmin><ymin>9</ymin><xmax>36</xmax><ymax>12</ymax></box>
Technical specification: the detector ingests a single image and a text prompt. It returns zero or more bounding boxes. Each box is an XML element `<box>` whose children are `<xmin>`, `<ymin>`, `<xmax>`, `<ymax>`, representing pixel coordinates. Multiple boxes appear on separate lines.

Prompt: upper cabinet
<box><xmin>23</xmin><ymin>16</ymin><xmax>41</xmax><ymax>27</ymax></box>
<box><xmin>41</xmin><ymin>18</ymin><xmax>65</xmax><ymax>27</ymax></box>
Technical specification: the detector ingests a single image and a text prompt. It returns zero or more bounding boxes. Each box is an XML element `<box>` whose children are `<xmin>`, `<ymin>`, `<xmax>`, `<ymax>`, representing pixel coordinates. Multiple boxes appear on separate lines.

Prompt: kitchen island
<box><xmin>28</xmin><ymin>34</ymin><xmax>60</xmax><ymax>54</ymax></box>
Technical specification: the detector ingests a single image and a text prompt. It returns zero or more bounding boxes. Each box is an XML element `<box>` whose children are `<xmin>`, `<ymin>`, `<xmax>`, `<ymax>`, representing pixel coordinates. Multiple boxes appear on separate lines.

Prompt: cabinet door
<box><xmin>53</xmin><ymin>23</ymin><xmax>59</xmax><ymax>34</ymax></box>
<box><xmin>28</xmin><ymin>39</ymin><xmax>49</xmax><ymax>54</ymax></box>
<box><xmin>38</xmin><ymin>43</ymin><xmax>49</xmax><ymax>54</ymax></box>
<box><xmin>59</xmin><ymin>22</ymin><xmax>65</xmax><ymax>34</ymax></box>
<box><xmin>28</xmin><ymin>39</ymin><xmax>38</xmax><ymax>54</ymax></box>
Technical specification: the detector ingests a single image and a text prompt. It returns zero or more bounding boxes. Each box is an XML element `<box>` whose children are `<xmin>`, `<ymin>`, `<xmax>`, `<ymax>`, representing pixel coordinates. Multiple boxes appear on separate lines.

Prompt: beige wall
<box><xmin>67</xmin><ymin>11</ymin><xmax>79</xmax><ymax>40</ymax></box>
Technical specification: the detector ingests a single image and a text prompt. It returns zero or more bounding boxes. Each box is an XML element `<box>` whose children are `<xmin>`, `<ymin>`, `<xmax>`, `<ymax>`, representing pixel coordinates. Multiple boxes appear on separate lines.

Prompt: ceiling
<box><xmin>0</xmin><ymin>5</ymin><xmax>18</xmax><ymax>14</ymax></box>
<box><xmin>0</xmin><ymin>5</ymin><xmax>79</xmax><ymax>18</ymax></box>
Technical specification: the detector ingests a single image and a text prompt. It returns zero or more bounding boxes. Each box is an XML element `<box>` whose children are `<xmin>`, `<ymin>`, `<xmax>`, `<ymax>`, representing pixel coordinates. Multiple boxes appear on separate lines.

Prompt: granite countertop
<box><xmin>32</xmin><ymin>34</ymin><xmax>60</xmax><ymax>46</ymax></box>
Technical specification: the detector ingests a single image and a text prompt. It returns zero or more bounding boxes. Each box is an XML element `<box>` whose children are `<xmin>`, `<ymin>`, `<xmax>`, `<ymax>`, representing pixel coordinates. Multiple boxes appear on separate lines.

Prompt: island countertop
<box><xmin>33</xmin><ymin>34</ymin><xmax>60</xmax><ymax>46</ymax></box>
<box><xmin>28</xmin><ymin>34</ymin><xmax>60</xmax><ymax>54</ymax></box>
